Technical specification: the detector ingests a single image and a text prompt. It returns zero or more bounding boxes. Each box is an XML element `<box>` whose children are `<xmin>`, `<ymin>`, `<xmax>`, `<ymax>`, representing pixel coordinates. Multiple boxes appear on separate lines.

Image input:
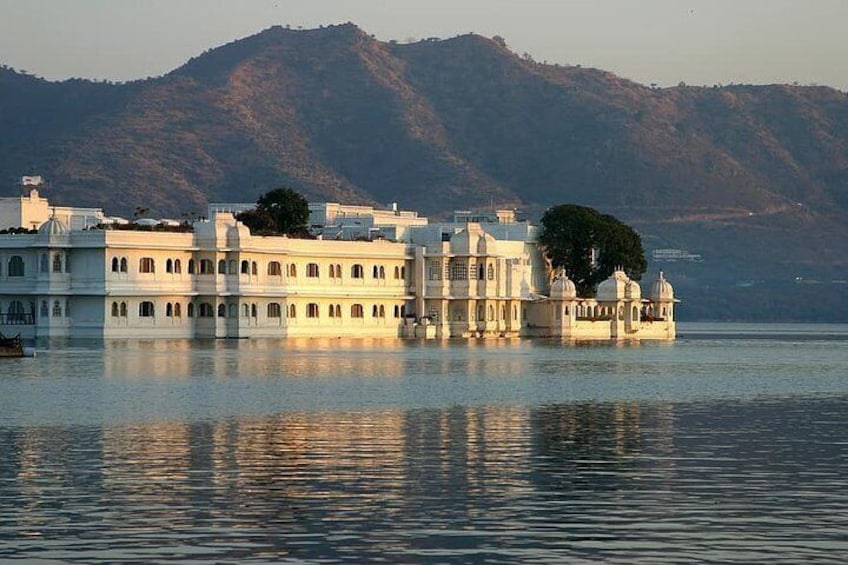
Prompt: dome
<box><xmin>625</xmin><ymin>278</ymin><xmax>641</xmax><ymax>300</ymax></box>
<box><xmin>38</xmin><ymin>217</ymin><xmax>69</xmax><ymax>237</ymax></box>
<box><xmin>550</xmin><ymin>271</ymin><xmax>577</xmax><ymax>299</ymax></box>
<box><xmin>650</xmin><ymin>271</ymin><xmax>675</xmax><ymax>302</ymax></box>
<box><xmin>596</xmin><ymin>269</ymin><xmax>630</xmax><ymax>301</ymax></box>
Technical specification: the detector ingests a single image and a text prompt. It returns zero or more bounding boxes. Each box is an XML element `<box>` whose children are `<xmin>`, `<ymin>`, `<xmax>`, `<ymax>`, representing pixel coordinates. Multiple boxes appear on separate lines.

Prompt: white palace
<box><xmin>0</xmin><ymin>186</ymin><xmax>676</xmax><ymax>340</ymax></box>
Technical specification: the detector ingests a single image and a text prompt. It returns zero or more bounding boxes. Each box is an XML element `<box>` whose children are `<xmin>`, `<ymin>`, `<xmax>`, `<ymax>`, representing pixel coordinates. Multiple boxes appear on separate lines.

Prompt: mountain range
<box><xmin>1</xmin><ymin>23</ymin><xmax>847</xmax><ymax>321</ymax></box>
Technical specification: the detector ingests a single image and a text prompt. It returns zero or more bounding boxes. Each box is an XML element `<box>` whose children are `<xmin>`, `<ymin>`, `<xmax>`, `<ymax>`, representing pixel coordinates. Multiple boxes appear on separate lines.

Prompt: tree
<box><xmin>538</xmin><ymin>204</ymin><xmax>646</xmax><ymax>297</ymax></box>
<box><xmin>237</xmin><ymin>187</ymin><xmax>310</xmax><ymax>236</ymax></box>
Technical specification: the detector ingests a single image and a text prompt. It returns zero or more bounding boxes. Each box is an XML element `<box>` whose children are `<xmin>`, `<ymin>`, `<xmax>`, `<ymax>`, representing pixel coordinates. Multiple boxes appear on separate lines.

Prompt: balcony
<box><xmin>0</xmin><ymin>313</ymin><xmax>35</xmax><ymax>325</ymax></box>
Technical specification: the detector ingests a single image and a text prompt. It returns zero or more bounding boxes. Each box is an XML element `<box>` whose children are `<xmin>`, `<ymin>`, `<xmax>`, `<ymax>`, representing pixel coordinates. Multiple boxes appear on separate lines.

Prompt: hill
<box><xmin>1</xmin><ymin>24</ymin><xmax>847</xmax><ymax>321</ymax></box>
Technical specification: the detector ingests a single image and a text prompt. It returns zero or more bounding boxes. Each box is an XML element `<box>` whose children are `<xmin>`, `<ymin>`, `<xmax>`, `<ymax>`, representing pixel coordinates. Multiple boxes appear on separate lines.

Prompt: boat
<box><xmin>0</xmin><ymin>333</ymin><xmax>35</xmax><ymax>358</ymax></box>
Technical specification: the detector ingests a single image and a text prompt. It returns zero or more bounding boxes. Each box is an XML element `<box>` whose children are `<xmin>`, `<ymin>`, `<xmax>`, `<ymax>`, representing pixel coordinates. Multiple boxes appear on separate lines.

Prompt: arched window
<box><xmin>329</xmin><ymin>264</ymin><xmax>336</xmax><ymax>278</ymax></box>
<box><xmin>477</xmin><ymin>304</ymin><xmax>485</xmax><ymax>321</ymax></box>
<box><xmin>111</xmin><ymin>257</ymin><xmax>120</xmax><ymax>273</ymax></box>
<box><xmin>251</xmin><ymin>262</ymin><xmax>258</xmax><ymax>276</ymax></box>
<box><xmin>50</xmin><ymin>253</ymin><xmax>62</xmax><ymax>273</ymax></box>
<box><xmin>166</xmin><ymin>259</ymin><xmax>174</xmax><ymax>273</ymax></box>
<box><xmin>379</xmin><ymin>266</ymin><xmax>385</xmax><ymax>279</ymax></box>
<box><xmin>228</xmin><ymin>260</ymin><xmax>237</xmax><ymax>274</ymax></box>
<box><xmin>335</xmin><ymin>304</ymin><xmax>341</xmax><ymax>318</ymax></box>
<box><xmin>351</xmin><ymin>304</ymin><xmax>364</xmax><ymax>318</ymax></box>
<box><xmin>307</xmin><ymin>263</ymin><xmax>319</xmax><ymax>278</ymax></box>
<box><xmin>400</xmin><ymin>305</ymin><xmax>406</xmax><ymax>318</ymax></box>
<box><xmin>139</xmin><ymin>301</ymin><xmax>155</xmax><ymax>317</ymax></box>
<box><xmin>174</xmin><ymin>259</ymin><xmax>182</xmax><ymax>274</ymax></box>
<box><xmin>120</xmin><ymin>302</ymin><xmax>127</xmax><ymax>317</ymax></box>
<box><xmin>8</xmin><ymin>256</ymin><xmax>24</xmax><ymax>277</ymax></box>
<box><xmin>335</xmin><ymin>264</ymin><xmax>342</xmax><ymax>278</ymax></box>
<box><xmin>251</xmin><ymin>303</ymin><xmax>257</xmax><ymax>318</ymax></box>
<box><xmin>241</xmin><ymin>260</ymin><xmax>250</xmax><ymax>274</ymax></box>
<box><xmin>401</xmin><ymin>266</ymin><xmax>406</xmax><ymax>280</ymax></box>
<box><xmin>268</xmin><ymin>303</ymin><xmax>282</xmax><ymax>318</ymax></box>
<box><xmin>478</xmin><ymin>263</ymin><xmax>485</xmax><ymax>280</ymax></box>
<box><xmin>394</xmin><ymin>266</ymin><xmax>400</xmax><ymax>279</ymax></box>
<box><xmin>242</xmin><ymin>304</ymin><xmax>250</xmax><ymax>318</ymax></box>
<box><xmin>174</xmin><ymin>303</ymin><xmax>182</xmax><ymax>317</ymax></box>
<box><xmin>379</xmin><ymin>305</ymin><xmax>385</xmax><ymax>318</ymax></box>
<box><xmin>372</xmin><ymin>304</ymin><xmax>379</xmax><ymax>317</ymax></box>
<box><xmin>187</xmin><ymin>302</ymin><xmax>195</xmax><ymax>318</ymax></box>
<box><xmin>120</xmin><ymin>257</ymin><xmax>128</xmax><ymax>273</ymax></box>
<box><xmin>199</xmin><ymin>303</ymin><xmax>213</xmax><ymax>317</ymax></box>
<box><xmin>166</xmin><ymin>303</ymin><xmax>174</xmax><ymax>317</ymax></box>
<box><xmin>488</xmin><ymin>305</ymin><xmax>495</xmax><ymax>321</ymax></box>
<box><xmin>393</xmin><ymin>305</ymin><xmax>400</xmax><ymax>318</ymax></box>
<box><xmin>307</xmin><ymin>303</ymin><xmax>319</xmax><ymax>318</ymax></box>
<box><xmin>329</xmin><ymin>304</ymin><xmax>336</xmax><ymax>318</ymax></box>
<box><xmin>351</xmin><ymin>264</ymin><xmax>364</xmax><ymax>279</ymax></box>
<box><xmin>111</xmin><ymin>302</ymin><xmax>119</xmax><ymax>317</ymax></box>
<box><xmin>139</xmin><ymin>257</ymin><xmax>155</xmax><ymax>273</ymax></box>
<box><xmin>8</xmin><ymin>301</ymin><xmax>25</xmax><ymax>322</ymax></box>
<box><xmin>487</xmin><ymin>264</ymin><xmax>495</xmax><ymax>281</ymax></box>
<box><xmin>289</xmin><ymin>304</ymin><xmax>297</xmax><ymax>318</ymax></box>
<box><xmin>218</xmin><ymin>304</ymin><xmax>226</xmax><ymax>318</ymax></box>
<box><xmin>288</xmin><ymin>263</ymin><xmax>297</xmax><ymax>277</ymax></box>
<box><xmin>268</xmin><ymin>261</ymin><xmax>282</xmax><ymax>276</ymax></box>
<box><xmin>200</xmin><ymin>259</ymin><xmax>214</xmax><ymax>274</ymax></box>
<box><xmin>372</xmin><ymin>265</ymin><xmax>379</xmax><ymax>279</ymax></box>
<box><xmin>218</xmin><ymin>259</ymin><xmax>227</xmax><ymax>274</ymax></box>
<box><xmin>188</xmin><ymin>259</ymin><xmax>196</xmax><ymax>274</ymax></box>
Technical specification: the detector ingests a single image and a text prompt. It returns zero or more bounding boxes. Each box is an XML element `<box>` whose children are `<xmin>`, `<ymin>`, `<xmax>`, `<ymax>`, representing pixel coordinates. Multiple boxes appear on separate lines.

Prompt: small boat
<box><xmin>0</xmin><ymin>333</ymin><xmax>36</xmax><ymax>358</ymax></box>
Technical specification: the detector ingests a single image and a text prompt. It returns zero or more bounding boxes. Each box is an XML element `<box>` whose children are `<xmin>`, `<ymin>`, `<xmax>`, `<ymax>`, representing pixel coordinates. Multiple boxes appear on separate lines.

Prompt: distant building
<box><xmin>0</xmin><ymin>186</ymin><xmax>104</xmax><ymax>232</ymax></box>
<box><xmin>1</xmin><ymin>194</ymin><xmax>677</xmax><ymax>340</ymax></box>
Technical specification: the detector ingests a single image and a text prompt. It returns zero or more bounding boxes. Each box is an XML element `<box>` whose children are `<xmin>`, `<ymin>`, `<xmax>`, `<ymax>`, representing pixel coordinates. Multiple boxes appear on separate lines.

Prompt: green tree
<box><xmin>237</xmin><ymin>187</ymin><xmax>310</xmax><ymax>236</ymax></box>
<box><xmin>538</xmin><ymin>204</ymin><xmax>646</xmax><ymax>297</ymax></box>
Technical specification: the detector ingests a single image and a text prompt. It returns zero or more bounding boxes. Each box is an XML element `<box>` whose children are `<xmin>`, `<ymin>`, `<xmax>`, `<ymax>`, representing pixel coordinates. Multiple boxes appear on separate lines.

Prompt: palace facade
<box><xmin>0</xmin><ymin>197</ymin><xmax>676</xmax><ymax>340</ymax></box>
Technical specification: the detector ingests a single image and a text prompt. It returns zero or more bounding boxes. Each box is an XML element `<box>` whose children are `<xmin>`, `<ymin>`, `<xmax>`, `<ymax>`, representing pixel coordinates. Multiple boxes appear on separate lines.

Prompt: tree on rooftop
<box><xmin>237</xmin><ymin>187</ymin><xmax>310</xmax><ymax>236</ymax></box>
<box><xmin>538</xmin><ymin>204</ymin><xmax>646</xmax><ymax>297</ymax></box>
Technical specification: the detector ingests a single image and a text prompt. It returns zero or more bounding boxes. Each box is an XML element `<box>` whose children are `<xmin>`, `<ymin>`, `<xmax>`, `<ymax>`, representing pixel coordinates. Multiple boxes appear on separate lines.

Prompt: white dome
<box><xmin>550</xmin><ymin>271</ymin><xmax>577</xmax><ymax>299</ymax></box>
<box><xmin>596</xmin><ymin>269</ymin><xmax>630</xmax><ymax>301</ymax></box>
<box><xmin>650</xmin><ymin>271</ymin><xmax>675</xmax><ymax>302</ymax></box>
<box><xmin>38</xmin><ymin>217</ymin><xmax>69</xmax><ymax>236</ymax></box>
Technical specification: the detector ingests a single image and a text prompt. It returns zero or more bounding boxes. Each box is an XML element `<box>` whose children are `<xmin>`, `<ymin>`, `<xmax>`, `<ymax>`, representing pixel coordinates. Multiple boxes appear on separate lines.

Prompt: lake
<box><xmin>1</xmin><ymin>323</ymin><xmax>847</xmax><ymax>563</ymax></box>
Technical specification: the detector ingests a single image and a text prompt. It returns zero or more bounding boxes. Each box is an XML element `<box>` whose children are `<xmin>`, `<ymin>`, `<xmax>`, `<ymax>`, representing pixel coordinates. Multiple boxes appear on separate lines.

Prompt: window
<box><xmin>394</xmin><ymin>266</ymin><xmax>400</xmax><ymax>279</ymax></box>
<box><xmin>428</xmin><ymin>261</ymin><xmax>441</xmax><ymax>281</ymax></box>
<box><xmin>268</xmin><ymin>261</ymin><xmax>282</xmax><ymax>276</ymax></box>
<box><xmin>478</xmin><ymin>264</ymin><xmax>485</xmax><ymax>280</ymax></box>
<box><xmin>187</xmin><ymin>303</ymin><xmax>195</xmax><ymax>317</ymax></box>
<box><xmin>351</xmin><ymin>304</ymin><xmax>364</xmax><ymax>318</ymax></box>
<box><xmin>111</xmin><ymin>302</ymin><xmax>119</xmax><ymax>317</ymax></box>
<box><xmin>166</xmin><ymin>259</ymin><xmax>173</xmax><ymax>273</ymax></box>
<box><xmin>8</xmin><ymin>256</ymin><xmax>24</xmax><ymax>277</ymax></box>
<box><xmin>401</xmin><ymin>266</ymin><xmax>406</xmax><ymax>280</ymax></box>
<box><xmin>120</xmin><ymin>257</ymin><xmax>128</xmax><ymax>273</ymax></box>
<box><xmin>242</xmin><ymin>304</ymin><xmax>250</xmax><ymax>318</ymax></box>
<box><xmin>450</xmin><ymin>260</ymin><xmax>467</xmax><ymax>281</ymax></box>
<box><xmin>307</xmin><ymin>303</ymin><xmax>319</xmax><ymax>318</ymax></box>
<box><xmin>139</xmin><ymin>257</ymin><xmax>155</xmax><ymax>274</ymax></box>
<box><xmin>268</xmin><ymin>303</ymin><xmax>282</xmax><ymax>318</ymax></box>
<box><xmin>218</xmin><ymin>259</ymin><xmax>227</xmax><ymax>274</ymax></box>
<box><xmin>289</xmin><ymin>304</ymin><xmax>297</xmax><ymax>318</ymax></box>
<box><xmin>139</xmin><ymin>301</ymin><xmax>155</xmax><ymax>317</ymax></box>
<box><xmin>166</xmin><ymin>303</ymin><xmax>174</xmax><ymax>317</ymax></box>
<box><xmin>393</xmin><ymin>305</ymin><xmax>400</xmax><ymax>318</ymax></box>
<box><xmin>174</xmin><ymin>303</ymin><xmax>182</xmax><ymax>317</ymax></box>
<box><xmin>39</xmin><ymin>301</ymin><xmax>48</xmax><ymax>317</ymax></box>
<box><xmin>111</xmin><ymin>257</ymin><xmax>120</xmax><ymax>273</ymax></box>
<box><xmin>373</xmin><ymin>265</ymin><xmax>379</xmax><ymax>279</ymax></box>
<box><xmin>188</xmin><ymin>259</ymin><xmax>196</xmax><ymax>274</ymax></box>
<box><xmin>251</xmin><ymin>262</ymin><xmax>258</xmax><ymax>276</ymax></box>
<box><xmin>487</xmin><ymin>264</ymin><xmax>495</xmax><ymax>281</ymax></box>
<box><xmin>241</xmin><ymin>260</ymin><xmax>249</xmax><ymax>274</ymax></box>
<box><xmin>51</xmin><ymin>253</ymin><xmax>62</xmax><ymax>273</ymax></box>
<box><xmin>218</xmin><ymin>304</ymin><xmax>226</xmax><ymax>318</ymax></box>
<box><xmin>351</xmin><ymin>264</ymin><xmax>364</xmax><ymax>279</ymax></box>
<box><xmin>200</xmin><ymin>259</ymin><xmax>215</xmax><ymax>274</ymax></box>
<box><xmin>372</xmin><ymin>304</ymin><xmax>379</xmax><ymax>317</ymax></box>
<box><xmin>329</xmin><ymin>263</ymin><xmax>342</xmax><ymax>279</ymax></box>
<box><xmin>335</xmin><ymin>304</ymin><xmax>342</xmax><ymax>318</ymax></box>
<box><xmin>199</xmin><ymin>303</ymin><xmax>214</xmax><ymax>317</ymax></box>
<box><xmin>251</xmin><ymin>304</ymin><xmax>257</xmax><ymax>318</ymax></box>
<box><xmin>174</xmin><ymin>259</ymin><xmax>182</xmax><ymax>274</ymax></box>
<box><xmin>228</xmin><ymin>260</ymin><xmax>237</xmax><ymax>274</ymax></box>
<box><xmin>379</xmin><ymin>266</ymin><xmax>385</xmax><ymax>279</ymax></box>
<box><xmin>288</xmin><ymin>263</ymin><xmax>297</xmax><ymax>277</ymax></box>
<box><xmin>379</xmin><ymin>305</ymin><xmax>385</xmax><ymax>318</ymax></box>
<box><xmin>120</xmin><ymin>302</ymin><xmax>127</xmax><ymax>317</ymax></box>
<box><xmin>328</xmin><ymin>304</ymin><xmax>336</xmax><ymax>318</ymax></box>
<box><xmin>307</xmin><ymin>263</ymin><xmax>319</xmax><ymax>278</ymax></box>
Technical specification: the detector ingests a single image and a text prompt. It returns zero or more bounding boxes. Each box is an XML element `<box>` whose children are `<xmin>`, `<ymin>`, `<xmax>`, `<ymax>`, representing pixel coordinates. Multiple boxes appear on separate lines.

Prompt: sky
<box><xmin>1</xmin><ymin>0</ymin><xmax>846</xmax><ymax>90</ymax></box>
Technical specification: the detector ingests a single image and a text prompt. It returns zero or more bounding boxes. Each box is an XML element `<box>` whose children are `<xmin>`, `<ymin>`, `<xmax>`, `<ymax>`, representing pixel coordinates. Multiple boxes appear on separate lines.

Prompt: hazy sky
<box><xmin>1</xmin><ymin>0</ymin><xmax>846</xmax><ymax>90</ymax></box>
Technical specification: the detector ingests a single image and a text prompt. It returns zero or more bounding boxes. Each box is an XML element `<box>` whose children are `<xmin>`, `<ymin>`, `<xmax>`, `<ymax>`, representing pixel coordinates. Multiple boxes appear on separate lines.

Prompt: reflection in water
<box><xmin>2</xmin><ymin>397</ymin><xmax>847</xmax><ymax>563</ymax></box>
